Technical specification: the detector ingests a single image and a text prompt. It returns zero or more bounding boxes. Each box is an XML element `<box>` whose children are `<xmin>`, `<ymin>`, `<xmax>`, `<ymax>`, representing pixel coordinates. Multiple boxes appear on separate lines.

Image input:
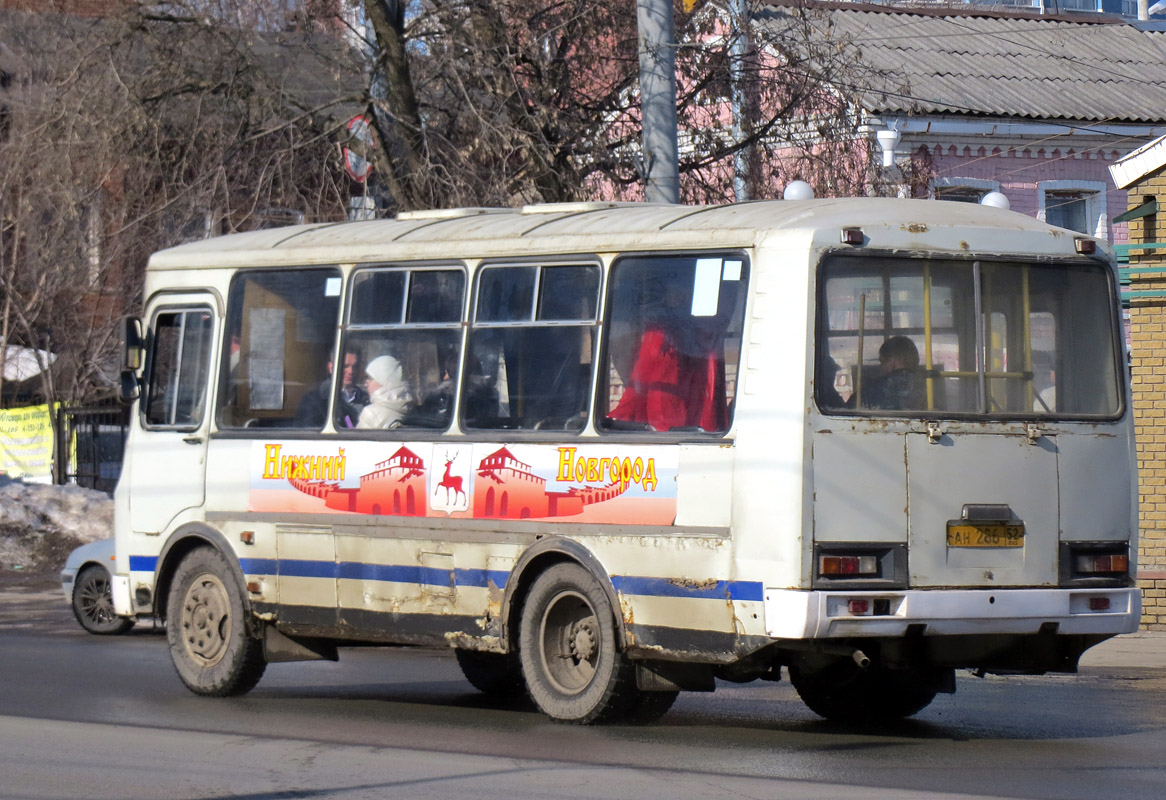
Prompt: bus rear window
<box><xmin>817</xmin><ymin>255</ymin><xmax>1121</xmax><ymax>418</ymax></box>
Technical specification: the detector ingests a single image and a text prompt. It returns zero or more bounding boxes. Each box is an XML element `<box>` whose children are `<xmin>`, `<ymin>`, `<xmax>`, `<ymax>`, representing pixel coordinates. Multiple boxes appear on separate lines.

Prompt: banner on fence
<box><xmin>0</xmin><ymin>404</ymin><xmax>54</xmax><ymax>483</ymax></box>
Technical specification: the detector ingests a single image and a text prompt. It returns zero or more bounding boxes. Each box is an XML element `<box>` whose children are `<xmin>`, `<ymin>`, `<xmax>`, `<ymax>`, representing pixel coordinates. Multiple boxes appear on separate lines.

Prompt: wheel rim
<box><xmin>180</xmin><ymin>572</ymin><xmax>232</xmax><ymax>667</ymax></box>
<box><xmin>538</xmin><ymin>589</ymin><xmax>600</xmax><ymax>695</ymax></box>
<box><xmin>78</xmin><ymin>573</ymin><xmax>116</xmax><ymax>625</ymax></box>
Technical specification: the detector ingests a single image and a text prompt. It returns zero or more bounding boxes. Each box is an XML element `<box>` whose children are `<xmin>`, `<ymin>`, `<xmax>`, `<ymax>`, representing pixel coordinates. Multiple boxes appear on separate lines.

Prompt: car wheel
<box><xmin>166</xmin><ymin>547</ymin><xmax>266</xmax><ymax>697</ymax></box>
<box><xmin>72</xmin><ymin>565</ymin><xmax>134</xmax><ymax>635</ymax></box>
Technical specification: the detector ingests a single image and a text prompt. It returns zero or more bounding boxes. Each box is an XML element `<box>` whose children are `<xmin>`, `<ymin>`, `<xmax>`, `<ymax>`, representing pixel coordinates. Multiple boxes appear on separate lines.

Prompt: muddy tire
<box><xmin>166</xmin><ymin>547</ymin><xmax>266</xmax><ymax>697</ymax></box>
<box><xmin>518</xmin><ymin>563</ymin><xmax>645</xmax><ymax>724</ymax></box>
<box><xmin>790</xmin><ymin>662</ymin><xmax>937</xmax><ymax>722</ymax></box>
<box><xmin>72</xmin><ymin>565</ymin><xmax>134</xmax><ymax>635</ymax></box>
<box><xmin>624</xmin><ymin>688</ymin><xmax>679</xmax><ymax>723</ymax></box>
<box><xmin>455</xmin><ymin>649</ymin><xmax>525</xmax><ymax>698</ymax></box>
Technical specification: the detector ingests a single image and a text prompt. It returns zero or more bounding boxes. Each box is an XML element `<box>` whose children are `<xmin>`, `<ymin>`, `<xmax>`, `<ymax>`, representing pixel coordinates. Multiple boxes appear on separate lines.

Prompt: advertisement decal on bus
<box><xmin>250</xmin><ymin>440</ymin><xmax>678</xmax><ymax>524</ymax></box>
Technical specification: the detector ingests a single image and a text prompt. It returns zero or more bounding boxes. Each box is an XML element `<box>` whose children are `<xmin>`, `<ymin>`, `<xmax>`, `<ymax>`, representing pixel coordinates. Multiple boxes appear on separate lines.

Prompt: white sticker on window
<box><xmin>722</xmin><ymin>259</ymin><xmax>742</xmax><ymax>281</ymax></box>
<box><xmin>325</xmin><ymin>277</ymin><xmax>341</xmax><ymax>297</ymax></box>
<box><xmin>691</xmin><ymin>259</ymin><xmax>722</xmax><ymax>317</ymax></box>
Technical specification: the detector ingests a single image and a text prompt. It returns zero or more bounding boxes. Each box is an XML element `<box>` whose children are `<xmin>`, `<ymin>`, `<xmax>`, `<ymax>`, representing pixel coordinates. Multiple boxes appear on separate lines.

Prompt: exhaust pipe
<box><xmin>852</xmin><ymin>649</ymin><xmax>871</xmax><ymax>669</ymax></box>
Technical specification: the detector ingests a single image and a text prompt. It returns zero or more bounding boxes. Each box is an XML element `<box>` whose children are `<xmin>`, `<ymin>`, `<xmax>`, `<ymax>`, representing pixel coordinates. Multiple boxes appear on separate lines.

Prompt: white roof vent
<box><xmin>396</xmin><ymin>207</ymin><xmax>514</xmax><ymax>221</ymax></box>
<box><xmin>520</xmin><ymin>201</ymin><xmax>648</xmax><ymax>215</ymax></box>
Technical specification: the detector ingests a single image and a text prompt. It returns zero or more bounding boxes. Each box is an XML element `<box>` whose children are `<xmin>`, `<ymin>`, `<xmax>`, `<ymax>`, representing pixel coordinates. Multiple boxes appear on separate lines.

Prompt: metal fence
<box><xmin>54</xmin><ymin>402</ymin><xmax>130</xmax><ymax>495</ymax></box>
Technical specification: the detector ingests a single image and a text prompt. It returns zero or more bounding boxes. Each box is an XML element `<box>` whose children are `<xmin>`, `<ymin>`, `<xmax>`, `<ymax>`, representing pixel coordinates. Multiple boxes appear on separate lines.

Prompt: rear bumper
<box><xmin>59</xmin><ymin>568</ymin><xmax>76</xmax><ymax>605</ymax></box>
<box><xmin>764</xmin><ymin>587</ymin><xmax>1140</xmax><ymax>639</ymax></box>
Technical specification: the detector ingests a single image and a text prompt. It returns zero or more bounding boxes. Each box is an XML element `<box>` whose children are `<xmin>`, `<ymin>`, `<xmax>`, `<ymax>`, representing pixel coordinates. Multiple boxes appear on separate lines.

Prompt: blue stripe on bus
<box><xmin>240</xmin><ymin>558</ymin><xmax>510</xmax><ymax>590</ymax></box>
<box><xmin>129</xmin><ymin>555</ymin><xmax>158</xmax><ymax>572</ymax></box>
<box><xmin>611</xmin><ymin>575</ymin><xmax>765</xmax><ymax>602</ymax></box>
<box><xmin>239</xmin><ymin>558</ymin><xmax>279</xmax><ymax>575</ymax></box>
<box><xmin>135</xmin><ymin>555</ymin><xmax>763</xmax><ymax>603</ymax></box>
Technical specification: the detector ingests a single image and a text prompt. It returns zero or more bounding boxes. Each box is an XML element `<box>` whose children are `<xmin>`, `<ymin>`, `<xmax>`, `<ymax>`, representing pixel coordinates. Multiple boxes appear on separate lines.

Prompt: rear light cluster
<box><xmin>813</xmin><ymin>544</ymin><xmax>904</xmax><ymax>589</ymax></box>
<box><xmin>1061</xmin><ymin>542</ymin><xmax>1131</xmax><ymax>585</ymax></box>
<box><xmin>1074</xmin><ymin>553</ymin><xmax>1128</xmax><ymax>575</ymax></box>
<box><xmin>820</xmin><ymin>555</ymin><xmax>878</xmax><ymax>576</ymax></box>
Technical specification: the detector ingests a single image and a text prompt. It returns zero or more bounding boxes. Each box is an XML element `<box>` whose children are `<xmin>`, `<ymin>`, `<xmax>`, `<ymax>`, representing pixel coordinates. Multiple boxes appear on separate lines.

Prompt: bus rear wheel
<box><xmin>518</xmin><ymin>563</ymin><xmax>645</xmax><ymax>724</ymax></box>
<box><xmin>166</xmin><ymin>547</ymin><xmax>266</xmax><ymax>697</ymax></box>
<box><xmin>455</xmin><ymin>649</ymin><xmax>525</xmax><ymax>698</ymax></box>
<box><xmin>790</xmin><ymin>662</ymin><xmax>937</xmax><ymax>722</ymax></box>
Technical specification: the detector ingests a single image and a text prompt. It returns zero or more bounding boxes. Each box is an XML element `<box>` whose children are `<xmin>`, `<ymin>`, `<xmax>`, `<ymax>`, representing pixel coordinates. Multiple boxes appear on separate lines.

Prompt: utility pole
<box><xmin>637</xmin><ymin>0</ymin><xmax>680</xmax><ymax>204</ymax></box>
<box><xmin>730</xmin><ymin>0</ymin><xmax>748</xmax><ymax>202</ymax></box>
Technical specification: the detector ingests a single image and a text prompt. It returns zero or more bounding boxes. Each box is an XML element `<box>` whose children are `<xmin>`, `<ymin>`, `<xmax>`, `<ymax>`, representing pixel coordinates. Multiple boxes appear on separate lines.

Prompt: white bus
<box><xmin>111</xmin><ymin>198</ymin><xmax>1139</xmax><ymax>724</ymax></box>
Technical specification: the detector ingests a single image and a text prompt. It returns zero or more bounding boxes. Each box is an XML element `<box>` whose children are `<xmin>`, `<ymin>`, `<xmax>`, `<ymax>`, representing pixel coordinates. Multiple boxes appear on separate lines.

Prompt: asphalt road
<box><xmin>4</xmin><ymin>585</ymin><xmax>1166</xmax><ymax>800</ymax></box>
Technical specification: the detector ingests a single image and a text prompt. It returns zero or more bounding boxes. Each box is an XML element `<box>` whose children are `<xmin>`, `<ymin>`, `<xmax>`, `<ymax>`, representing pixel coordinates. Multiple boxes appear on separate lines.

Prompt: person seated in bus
<box><xmin>1034</xmin><ymin>368</ymin><xmax>1056</xmax><ymax>412</ymax></box>
<box><xmin>295</xmin><ymin>350</ymin><xmax>368</xmax><ymax>428</ymax></box>
<box><xmin>607</xmin><ymin>298</ymin><xmax>728</xmax><ymax>432</ymax></box>
<box><xmin>403</xmin><ymin>345</ymin><xmax>459</xmax><ymax>428</ymax></box>
<box><xmin>863</xmin><ymin>336</ymin><xmax>923</xmax><ymax>411</ymax></box>
<box><xmin>357</xmin><ymin>354</ymin><xmax>416</xmax><ymax>429</ymax></box>
<box><xmin>816</xmin><ymin>355</ymin><xmax>846</xmax><ymax>410</ymax></box>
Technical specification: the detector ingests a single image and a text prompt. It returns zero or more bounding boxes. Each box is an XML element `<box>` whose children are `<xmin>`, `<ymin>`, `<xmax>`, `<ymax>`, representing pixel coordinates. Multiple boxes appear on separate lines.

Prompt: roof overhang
<box><xmin>866</xmin><ymin>115</ymin><xmax>1166</xmax><ymax>142</ymax></box>
<box><xmin>1109</xmin><ymin>135</ymin><xmax>1166</xmax><ymax>189</ymax></box>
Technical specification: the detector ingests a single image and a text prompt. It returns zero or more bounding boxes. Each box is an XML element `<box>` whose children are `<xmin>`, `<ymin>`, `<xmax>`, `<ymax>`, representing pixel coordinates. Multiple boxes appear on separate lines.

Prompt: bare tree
<box><xmin>355</xmin><ymin>0</ymin><xmax>899</xmax><ymax>208</ymax></box>
<box><xmin>0</xmin><ymin>4</ymin><xmax>358</xmax><ymax>409</ymax></box>
<box><xmin>1</xmin><ymin>0</ymin><xmax>898</xmax><ymax>412</ymax></box>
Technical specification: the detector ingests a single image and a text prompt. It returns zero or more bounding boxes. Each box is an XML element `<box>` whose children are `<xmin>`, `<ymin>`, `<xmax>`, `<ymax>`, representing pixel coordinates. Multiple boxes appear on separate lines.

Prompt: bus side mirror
<box><xmin>119</xmin><ymin>369</ymin><xmax>140</xmax><ymax>403</ymax></box>
<box><xmin>122</xmin><ymin>316</ymin><xmax>145</xmax><ymax>371</ymax></box>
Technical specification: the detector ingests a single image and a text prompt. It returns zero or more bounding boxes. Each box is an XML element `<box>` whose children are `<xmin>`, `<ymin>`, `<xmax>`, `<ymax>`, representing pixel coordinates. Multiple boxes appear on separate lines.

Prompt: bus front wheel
<box><xmin>790</xmin><ymin>661</ymin><xmax>937</xmax><ymax>722</ymax></box>
<box><xmin>166</xmin><ymin>547</ymin><xmax>266</xmax><ymax>697</ymax></box>
<box><xmin>518</xmin><ymin>563</ymin><xmax>645</xmax><ymax>724</ymax></box>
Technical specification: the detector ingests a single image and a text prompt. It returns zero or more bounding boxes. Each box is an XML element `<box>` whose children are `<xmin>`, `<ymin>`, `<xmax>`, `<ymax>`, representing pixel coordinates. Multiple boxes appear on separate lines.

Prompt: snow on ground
<box><xmin>0</xmin><ymin>477</ymin><xmax>112</xmax><ymax>578</ymax></box>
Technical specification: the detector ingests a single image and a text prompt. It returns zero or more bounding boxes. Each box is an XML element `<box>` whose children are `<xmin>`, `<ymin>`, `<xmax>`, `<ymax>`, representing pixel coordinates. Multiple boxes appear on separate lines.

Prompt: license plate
<box><xmin>946</xmin><ymin>523</ymin><xmax>1025</xmax><ymax>548</ymax></box>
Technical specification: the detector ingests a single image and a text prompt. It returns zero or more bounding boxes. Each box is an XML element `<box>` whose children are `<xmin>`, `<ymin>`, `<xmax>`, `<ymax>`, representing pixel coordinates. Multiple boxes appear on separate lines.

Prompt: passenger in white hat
<box><xmin>357</xmin><ymin>354</ymin><xmax>415</xmax><ymax>429</ymax></box>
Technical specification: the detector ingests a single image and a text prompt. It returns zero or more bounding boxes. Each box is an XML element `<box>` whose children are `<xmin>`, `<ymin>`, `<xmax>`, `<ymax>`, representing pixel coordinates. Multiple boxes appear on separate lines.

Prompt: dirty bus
<box><xmin>112</xmin><ymin>198</ymin><xmax>1138</xmax><ymax>723</ymax></box>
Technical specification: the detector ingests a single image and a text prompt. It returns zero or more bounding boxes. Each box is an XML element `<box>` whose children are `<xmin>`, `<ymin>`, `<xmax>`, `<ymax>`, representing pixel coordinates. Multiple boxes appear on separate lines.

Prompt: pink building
<box><xmin>676</xmin><ymin>3</ymin><xmax>1166</xmax><ymax>242</ymax></box>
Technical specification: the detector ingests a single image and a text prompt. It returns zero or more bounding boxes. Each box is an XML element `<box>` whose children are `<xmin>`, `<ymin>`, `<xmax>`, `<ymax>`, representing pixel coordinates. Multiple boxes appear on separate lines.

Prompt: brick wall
<box><xmin>1124</xmin><ymin>167</ymin><xmax>1166</xmax><ymax>630</ymax></box>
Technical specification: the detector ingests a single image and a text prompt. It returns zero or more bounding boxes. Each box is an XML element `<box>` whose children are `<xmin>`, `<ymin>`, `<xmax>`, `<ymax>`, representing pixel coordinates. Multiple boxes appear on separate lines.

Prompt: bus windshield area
<box><xmin>816</xmin><ymin>255</ymin><xmax>1122</xmax><ymax>418</ymax></box>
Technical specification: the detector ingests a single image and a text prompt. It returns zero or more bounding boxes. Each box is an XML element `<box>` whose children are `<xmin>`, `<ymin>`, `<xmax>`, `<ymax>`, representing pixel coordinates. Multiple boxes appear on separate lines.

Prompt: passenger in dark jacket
<box><xmin>295</xmin><ymin>351</ymin><xmax>369</xmax><ymax>428</ymax></box>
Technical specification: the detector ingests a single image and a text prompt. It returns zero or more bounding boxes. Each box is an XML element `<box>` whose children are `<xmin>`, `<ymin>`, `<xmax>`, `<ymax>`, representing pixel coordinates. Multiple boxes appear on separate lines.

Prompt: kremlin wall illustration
<box><xmin>282</xmin><ymin>445</ymin><xmax>647</xmax><ymax>521</ymax></box>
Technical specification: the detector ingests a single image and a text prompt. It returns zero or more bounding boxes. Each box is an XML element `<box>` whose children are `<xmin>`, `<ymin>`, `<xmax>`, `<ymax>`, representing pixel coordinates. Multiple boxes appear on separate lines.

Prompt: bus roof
<box><xmin>146</xmin><ymin>198</ymin><xmax>1092</xmax><ymax>271</ymax></box>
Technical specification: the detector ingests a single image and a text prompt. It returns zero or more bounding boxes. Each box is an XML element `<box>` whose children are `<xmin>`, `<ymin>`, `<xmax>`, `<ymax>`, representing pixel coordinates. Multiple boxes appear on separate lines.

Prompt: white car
<box><xmin>60</xmin><ymin>539</ymin><xmax>135</xmax><ymax>635</ymax></box>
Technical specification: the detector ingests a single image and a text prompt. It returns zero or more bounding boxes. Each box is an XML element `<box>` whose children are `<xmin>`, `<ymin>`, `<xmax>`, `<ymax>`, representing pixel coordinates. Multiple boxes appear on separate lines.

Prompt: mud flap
<box><xmin>264</xmin><ymin>626</ymin><xmax>339</xmax><ymax>663</ymax></box>
<box><xmin>635</xmin><ymin>660</ymin><xmax>716</xmax><ymax>692</ymax></box>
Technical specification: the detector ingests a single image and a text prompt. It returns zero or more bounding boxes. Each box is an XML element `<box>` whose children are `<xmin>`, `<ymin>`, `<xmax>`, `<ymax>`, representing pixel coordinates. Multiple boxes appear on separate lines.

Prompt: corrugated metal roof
<box><xmin>754</xmin><ymin>3</ymin><xmax>1166</xmax><ymax>123</ymax></box>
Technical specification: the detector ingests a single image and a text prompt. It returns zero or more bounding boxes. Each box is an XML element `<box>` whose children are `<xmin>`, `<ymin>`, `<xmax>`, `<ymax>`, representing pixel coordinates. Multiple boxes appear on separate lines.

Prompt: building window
<box><xmin>1038</xmin><ymin>180</ymin><xmax>1106</xmax><ymax>238</ymax></box>
<box><xmin>931</xmin><ymin>177</ymin><xmax>999</xmax><ymax>204</ymax></box>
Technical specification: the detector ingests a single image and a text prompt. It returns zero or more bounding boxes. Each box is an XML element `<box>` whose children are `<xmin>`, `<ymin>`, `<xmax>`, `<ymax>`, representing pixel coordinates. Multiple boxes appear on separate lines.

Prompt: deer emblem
<box><xmin>435</xmin><ymin>451</ymin><xmax>466</xmax><ymax>505</ymax></box>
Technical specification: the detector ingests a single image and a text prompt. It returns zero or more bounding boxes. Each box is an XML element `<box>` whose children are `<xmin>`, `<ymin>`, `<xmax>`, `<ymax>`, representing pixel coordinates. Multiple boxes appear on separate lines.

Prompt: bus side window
<box><xmin>343</xmin><ymin>267</ymin><xmax>465</xmax><ymax>431</ymax></box>
<box><xmin>219</xmin><ymin>269</ymin><xmax>342</xmax><ymax>429</ymax></box>
<box><xmin>143</xmin><ymin>308</ymin><xmax>214</xmax><ymax>428</ymax></box>
<box><xmin>463</xmin><ymin>263</ymin><xmax>599</xmax><ymax>432</ymax></box>
<box><xmin>602</xmin><ymin>254</ymin><xmax>746</xmax><ymax>434</ymax></box>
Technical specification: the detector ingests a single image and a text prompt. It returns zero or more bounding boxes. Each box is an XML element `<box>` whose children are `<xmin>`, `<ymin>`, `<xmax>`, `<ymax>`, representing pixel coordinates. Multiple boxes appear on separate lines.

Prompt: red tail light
<box><xmin>847</xmin><ymin>599</ymin><xmax>871</xmax><ymax>615</ymax></box>
<box><xmin>1074</xmin><ymin>554</ymin><xmax>1129</xmax><ymax>575</ymax></box>
<box><xmin>820</xmin><ymin>555</ymin><xmax>878</xmax><ymax>576</ymax></box>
